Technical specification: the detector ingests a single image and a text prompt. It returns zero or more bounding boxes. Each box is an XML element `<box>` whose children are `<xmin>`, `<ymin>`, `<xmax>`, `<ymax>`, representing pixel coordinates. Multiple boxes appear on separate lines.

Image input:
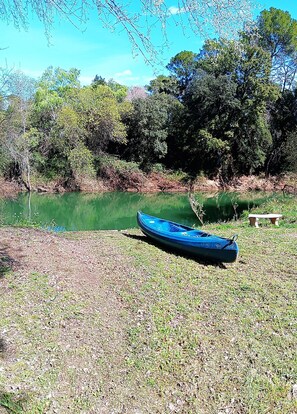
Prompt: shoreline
<box><xmin>0</xmin><ymin>173</ymin><xmax>296</xmax><ymax>198</ymax></box>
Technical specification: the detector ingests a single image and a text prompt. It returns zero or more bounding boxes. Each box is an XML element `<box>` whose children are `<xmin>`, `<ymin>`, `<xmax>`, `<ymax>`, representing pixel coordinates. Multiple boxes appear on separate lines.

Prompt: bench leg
<box><xmin>249</xmin><ymin>217</ymin><xmax>259</xmax><ymax>228</ymax></box>
<box><xmin>270</xmin><ymin>218</ymin><xmax>279</xmax><ymax>226</ymax></box>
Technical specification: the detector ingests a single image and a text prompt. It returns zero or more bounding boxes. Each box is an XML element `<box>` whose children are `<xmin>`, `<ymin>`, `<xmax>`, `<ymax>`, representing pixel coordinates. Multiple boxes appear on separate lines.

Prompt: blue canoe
<box><xmin>137</xmin><ymin>211</ymin><xmax>239</xmax><ymax>263</ymax></box>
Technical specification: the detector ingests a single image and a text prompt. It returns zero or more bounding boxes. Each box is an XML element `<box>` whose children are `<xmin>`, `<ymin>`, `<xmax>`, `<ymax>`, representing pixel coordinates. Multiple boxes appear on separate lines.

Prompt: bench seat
<box><xmin>248</xmin><ymin>214</ymin><xmax>282</xmax><ymax>228</ymax></box>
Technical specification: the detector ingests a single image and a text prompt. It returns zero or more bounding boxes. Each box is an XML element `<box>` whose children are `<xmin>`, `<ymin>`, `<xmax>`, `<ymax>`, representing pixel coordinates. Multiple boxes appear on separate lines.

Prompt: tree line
<box><xmin>0</xmin><ymin>7</ymin><xmax>296</xmax><ymax>191</ymax></box>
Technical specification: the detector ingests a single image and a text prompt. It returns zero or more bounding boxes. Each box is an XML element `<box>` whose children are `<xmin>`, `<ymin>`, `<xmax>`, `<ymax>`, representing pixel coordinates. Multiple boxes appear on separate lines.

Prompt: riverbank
<box><xmin>0</xmin><ymin>172</ymin><xmax>296</xmax><ymax>198</ymax></box>
<box><xmin>0</xmin><ymin>208</ymin><xmax>296</xmax><ymax>412</ymax></box>
<box><xmin>0</xmin><ymin>178</ymin><xmax>20</xmax><ymax>198</ymax></box>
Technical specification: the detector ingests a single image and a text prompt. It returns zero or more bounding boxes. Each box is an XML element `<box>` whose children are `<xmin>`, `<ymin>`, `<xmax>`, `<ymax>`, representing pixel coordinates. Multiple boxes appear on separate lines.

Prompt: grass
<box><xmin>116</xmin><ymin>225</ymin><xmax>296</xmax><ymax>413</ymax></box>
<box><xmin>115</xmin><ymin>196</ymin><xmax>297</xmax><ymax>412</ymax></box>
<box><xmin>0</xmin><ymin>195</ymin><xmax>296</xmax><ymax>413</ymax></box>
<box><xmin>0</xmin><ymin>271</ymin><xmax>87</xmax><ymax>413</ymax></box>
<box><xmin>0</xmin><ymin>393</ymin><xmax>25</xmax><ymax>414</ymax></box>
<box><xmin>240</xmin><ymin>193</ymin><xmax>297</xmax><ymax>227</ymax></box>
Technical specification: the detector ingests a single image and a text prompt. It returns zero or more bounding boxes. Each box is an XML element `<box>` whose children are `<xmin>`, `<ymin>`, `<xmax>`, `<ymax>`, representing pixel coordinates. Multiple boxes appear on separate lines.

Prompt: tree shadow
<box><xmin>0</xmin><ymin>247</ymin><xmax>17</xmax><ymax>278</ymax></box>
<box><xmin>0</xmin><ymin>337</ymin><xmax>6</xmax><ymax>355</ymax></box>
<box><xmin>122</xmin><ymin>233</ymin><xmax>227</xmax><ymax>269</ymax></box>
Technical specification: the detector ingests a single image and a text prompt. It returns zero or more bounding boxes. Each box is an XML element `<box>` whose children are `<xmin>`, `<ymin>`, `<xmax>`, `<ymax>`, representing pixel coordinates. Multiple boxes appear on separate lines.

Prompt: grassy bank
<box><xmin>0</xmin><ymin>197</ymin><xmax>296</xmax><ymax>413</ymax></box>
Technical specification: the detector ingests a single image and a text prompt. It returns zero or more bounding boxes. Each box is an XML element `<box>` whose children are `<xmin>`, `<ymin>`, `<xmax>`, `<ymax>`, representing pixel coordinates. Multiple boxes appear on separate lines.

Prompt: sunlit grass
<box><xmin>0</xmin><ymin>195</ymin><xmax>296</xmax><ymax>412</ymax></box>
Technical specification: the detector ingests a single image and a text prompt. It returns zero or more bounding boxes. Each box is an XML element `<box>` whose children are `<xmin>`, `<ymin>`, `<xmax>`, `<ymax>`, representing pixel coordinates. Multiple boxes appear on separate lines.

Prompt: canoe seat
<box><xmin>248</xmin><ymin>213</ymin><xmax>282</xmax><ymax>228</ymax></box>
<box><xmin>169</xmin><ymin>223</ymin><xmax>183</xmax><ymax>232</ymax></box>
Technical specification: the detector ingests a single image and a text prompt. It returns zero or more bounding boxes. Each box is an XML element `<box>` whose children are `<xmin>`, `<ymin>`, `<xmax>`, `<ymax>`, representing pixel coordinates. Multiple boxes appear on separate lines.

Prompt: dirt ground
<box><xmin>0</xmin><ymin>178</ymin><xmax>20</xmax><ymax>198</ymax></box>
<box><xmin>0</xmin><ymin>227</ymin><xmax>159</xmax><ymax>413</ymax></box>
<box><xmin>1</xmin><ymin>173</ymin><xmax>296</xmax><ymax>197</ymax></box>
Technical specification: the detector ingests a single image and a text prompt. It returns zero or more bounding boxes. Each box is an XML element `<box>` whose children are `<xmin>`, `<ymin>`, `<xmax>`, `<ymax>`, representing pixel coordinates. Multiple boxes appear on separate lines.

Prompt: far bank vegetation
<box><xmin>0</xmin><ymin>7</ymin><xmax>297</xmax><ymax>194</ymax></box>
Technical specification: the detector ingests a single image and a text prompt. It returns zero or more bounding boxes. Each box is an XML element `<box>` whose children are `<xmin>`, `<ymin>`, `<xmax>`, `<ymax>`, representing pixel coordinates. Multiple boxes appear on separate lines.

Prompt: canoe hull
<box><xmin>137</xmin><ymin>211</ymin><xmax>239</xmax><ymax>263</ymax></box>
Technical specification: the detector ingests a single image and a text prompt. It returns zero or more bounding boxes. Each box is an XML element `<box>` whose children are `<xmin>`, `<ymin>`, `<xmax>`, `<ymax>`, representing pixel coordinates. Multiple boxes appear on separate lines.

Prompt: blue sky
<box><xmin>1</xmin><ymin>0</ymin><xmax>297</xmax><ymax>87</ymax></box>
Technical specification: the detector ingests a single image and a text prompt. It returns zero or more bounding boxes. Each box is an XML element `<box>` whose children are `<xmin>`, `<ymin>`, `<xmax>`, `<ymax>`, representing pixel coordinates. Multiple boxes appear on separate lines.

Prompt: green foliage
<box><xmin>55</xmin><ymin>106</ymin><xmax>84</xmax><ymax>152</ymax></box>
<box><xmin>285</xmin><ymin>131</ymin><xmax>297</xmax><ymax>172</ymax></box>
<box><xmin>147</xmin><ymin>75</ymin><xmax>179</xmax><ymax>96</ymax></box>
<box><xmin>69</xmin><ymin>85</ymin><xmax>127</xmax><ymax>153</ymax></box>
<box><xmin>197</xmin><ymin>38</ymin><xmax>240</xmax><ymax>77</ymax></box>
<box><xmin>266</xmin><ymin>89</ymin><xmax>297</xmax><ymax>174</ymax></box>
<box><xmin>166</xmin><ymin>50</ymin><xmax>198</xmax><ymax>94</ymax></box>
<box><xmin>236</xmin><ymin>115</ymin><xmax>272</xmax><ymax>174</ymax></box>
<box><xmin>107</xmin><ymin>79</ymin><xmax>128</xmax><ymax>103</ymax></box>
<box><xmin>258</xmin><ymin>8</ymin><xmax>297</xmax><ymax>57</ymax></box>
<box><xmin>0</xmin><ymin>392</ymin><xmax>25</xmax><ymax>413</ymax></box>
<box><xmin>39</xmin><ymin>66</ymin><xmax>81</xmax><ymax>95</ymax></box>
<box><xmin>16</xmin><ymin>68</ymin><xmax>129</xmax><ymax>181</ymax></box>
<box><xmin>168</xmin><ymin>36</ymin><xmax>281</xmax><ymax>177</ymax></box>
<box><xmin>92</xmin><ymin>77</ymin><xmax>128</xmax><ymax>102</ymax></box>
<box><xmin>0</xmin><ymin>147</ymin><xmax>10</xmax><ymax>174</ymax></box>
<box><xmin>125</xmin><ymin>94</ymin><xmax>179</xmax><ymax>169</ymax></box>
<box><xmin>173</xmin><ymin>71</ymin><xmax>238</xmax><ymax>175</ymax></box>
<box><xmin>69</xmin><ymin>144</ymin><xmax>96</xmax><ymax>178</ymax></box>
<box><xmin>256</xmin><ymin>8</ymin><xmax>297</xmax><ymax>90</ymax></box>
<box><xmin>97</xmin><ymin>155</ymin><xmax>141</xmax><ymax>174</ymax></box>
<box><xmin>91</xmin><ymin>75</ymin><xmax>106</xmax><ymax>87</ymax></box>
<box><xmin>31</xmin><ymin>86</ymin><xmax>63</xmax><ymax>131</ymax></box>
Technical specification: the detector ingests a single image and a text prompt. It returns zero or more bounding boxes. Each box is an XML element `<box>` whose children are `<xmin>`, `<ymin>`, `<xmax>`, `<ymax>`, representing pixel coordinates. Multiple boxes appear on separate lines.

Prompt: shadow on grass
<box><xmin>0</xmin><ymin>337</ymin><xmax>6</xmax><ymax>355</ymax></box>
<box><xmin>122</xmin><ymin>233</ymin><xmax>227</xmax><ymax>269</ymax></box>
<box><xmin>0</xmin><ymin>392</ymin><xmax>26</xmax><ymax>414</ymax></box>
<box><xmin>0</xmin><ymin>247</ymin><xmax>17</xmax><ymax>278</ymax></box>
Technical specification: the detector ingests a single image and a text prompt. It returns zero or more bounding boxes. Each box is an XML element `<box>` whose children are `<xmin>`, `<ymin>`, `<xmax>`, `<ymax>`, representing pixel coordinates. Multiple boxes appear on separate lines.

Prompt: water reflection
<box><xmin>0</xmin><ymin>191</ymin><xmax>273</xmax><ymax>230</ymax></box>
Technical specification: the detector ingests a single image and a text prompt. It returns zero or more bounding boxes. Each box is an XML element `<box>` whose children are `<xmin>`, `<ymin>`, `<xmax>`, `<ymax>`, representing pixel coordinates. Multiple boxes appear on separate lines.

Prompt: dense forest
<box><xmin>0</xmin><ymin>7</ymin><xmax>297</xmax><ymax>191</ymax></box>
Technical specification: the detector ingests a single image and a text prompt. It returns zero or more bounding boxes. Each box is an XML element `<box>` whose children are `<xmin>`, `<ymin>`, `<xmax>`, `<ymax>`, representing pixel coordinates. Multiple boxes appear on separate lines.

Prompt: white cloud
<box><xmin>168</xmin><ymin>6</ymin><xmax>186</xmax><ymax>15</ymax></box>
<box><xmin>114</xmin><ymin>69</ymin><xmax>133</xmax><ymax>78</ymax></box>
<box><xmin>112</xmin><ymin>69</ymin><xmax>138</xmax><ymax>84</ymax></box>
<box><xmin>79</xmin><ymin>75</ymin><xmax>95</xmax><ymax>85</ymax></box>
<box><xmin>20</xmin><ymin>68</ymin><xmax>43</xmax><ymax>79</ymax></box>
<box><xmin>112</xmin><ymin>70</ymin><xmax>154</xmax><ymax>86</ymax></box>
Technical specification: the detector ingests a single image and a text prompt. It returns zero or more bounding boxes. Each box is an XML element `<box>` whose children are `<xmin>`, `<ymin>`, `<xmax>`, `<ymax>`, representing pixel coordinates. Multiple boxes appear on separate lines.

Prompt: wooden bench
<box><xmin>248</xmin><ymin>214</ymin><xmax>282</xmax><ymax>228</ymax></box>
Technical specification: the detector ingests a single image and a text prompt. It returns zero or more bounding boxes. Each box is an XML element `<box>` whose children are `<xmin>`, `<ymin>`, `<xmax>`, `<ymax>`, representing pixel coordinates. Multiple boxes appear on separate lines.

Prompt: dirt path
<box><xmin>0</xmin><ymin>227</ymin><xmax>157</xmax><ymax>413</ymax></box>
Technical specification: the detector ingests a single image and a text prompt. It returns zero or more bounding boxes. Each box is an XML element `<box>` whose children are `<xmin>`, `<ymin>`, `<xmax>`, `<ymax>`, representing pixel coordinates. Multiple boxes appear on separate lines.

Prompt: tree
<box><xmin>69</xmin><ymin>85</ymin><xmax>128</xmax><ymax>154</ymax></box>
<box><xmin>92</xmin><ymin>77</ymin><xmax>128</xmax><ymax>102</ymax></box>
<box><xmin>166</xmin><ymin>51</ymin><xmax>198</xmax><ymax>96</ymax></box>
<box><xmin>91</xmin><ymin>75</ymin><xmax>106</xmax><ymax>87</ymax></box>
<box><xmin>0</xmin><ymin>66</ymin><xmax>14</xmax><ymax>99</ymax></box>
<box><xmin>256</xmin><ymin>8</ymin><xmax>297</xmax><ymax>91</ymax></box>
<box><xmin>126</xmin><ymin>86</ymin><xmax>147</xmax><ymax>101</ymax></box>
<box><xmin>168</xmin><ymin>36</ymin><xmax>280</xmax><ymax>178</ymax></box>
<box><xmin>0</xmin><ymin>0</ymin><xmax>256</xmax><ymax>62</ymax></box>
<box><xmin>233</xmin><ymin>42</ymin><xmax>280</xmax><ymax>174</ymax></box>
<box><xmin>284</xmin><ymin>130</ymin><xmax>297</xmax><ymax>172</ymax></box>
<box><xmin>147</xmin><ymin>75</ymin><xmax>179</xmax><ymax>96</ymax></box>
<box><xmin>125</xmin><ymin>94</ymin><xmax>178</xmax><ymax>169</ymax></box>
<box><xmin>196</xmin><ymin>39</ymin><xmax>240</xmax><ymax>78</ymax></box>
<box><xmin>26</xmin><ymin>67</ymin><xmax>131</xmax><ymax>180</ymax></box>
<box><xmin>106</xmin><ymin>80</ymin><xmax>128</xmax><ymax>103</ymax></box>
<box><xmin>38</xmin><ymin>66</ymin><xmax>80</xmax><ymax>95</ymax></box>
<box><xmin>68</xmin><ymin>143</ymin><xmax>96</xmax><ymax>179</ymax></box>
<box><xmin>179</xmin><ymin>72</ymin><xmax>240</xmax><ymax>176</ymax></box>
<box><xmin>265</xmin><ymin>89</ymin><xmax>297</xmax><ymax>174</ymax></box>
<box><xmin>0</xmin><ymin>70</ymin><xmax>38</xmax><ymax>189</ymax></box>
<box><xmin>1</xmin><ymin>97</ymin><xmax>40</xmax><ymax>190</ymax></box>
<box><xmin>26</xmin><ymin>67</ymin><xmax>82</xmax><ymax>178</ymax></box>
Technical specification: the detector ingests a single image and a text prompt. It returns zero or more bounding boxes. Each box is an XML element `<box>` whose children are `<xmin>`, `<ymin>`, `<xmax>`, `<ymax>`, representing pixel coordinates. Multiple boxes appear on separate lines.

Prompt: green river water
<box><xmin>0</xmin><ymin>191</ymin><xmax>272</xmax><ymax>231</ymax></box>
